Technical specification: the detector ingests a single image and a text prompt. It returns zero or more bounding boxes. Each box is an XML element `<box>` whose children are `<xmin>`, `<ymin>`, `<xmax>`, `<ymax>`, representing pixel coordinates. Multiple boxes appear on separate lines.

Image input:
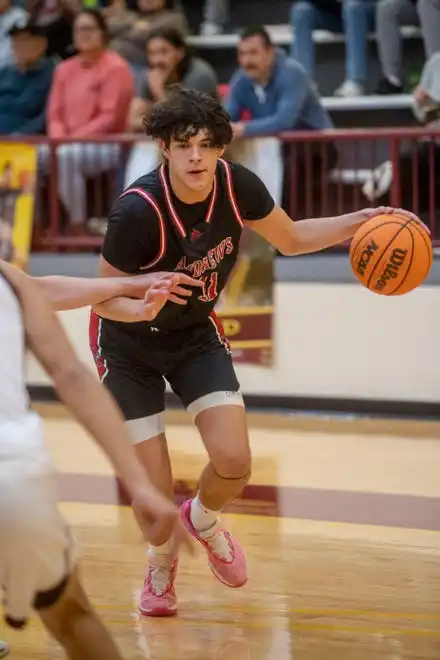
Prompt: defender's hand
<box><xmin>127</xmin><ymin>272</ymin><xmax>203</xmax><ymax>301</ymax></box>
<box><xmin>131</xmin><ymin>488</ymin><xmax>194</xmax><ymax>557</ymax></box>
<box><xmin>138</xmin><ymin>274</ymin><xmax>203</xmax><ymax>320</ymax></box>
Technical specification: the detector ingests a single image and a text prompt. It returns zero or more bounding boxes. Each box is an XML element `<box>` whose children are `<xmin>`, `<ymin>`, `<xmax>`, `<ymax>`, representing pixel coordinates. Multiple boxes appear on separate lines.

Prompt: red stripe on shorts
<box><xmin>209</xmin><ymin>311</ymin><xmax>231</xmax><ymax>352</ymax></box>
<box><xmin>89</xmin><ymin>311</ymin><xmax>107</xmax><ymax>380</ymax></box>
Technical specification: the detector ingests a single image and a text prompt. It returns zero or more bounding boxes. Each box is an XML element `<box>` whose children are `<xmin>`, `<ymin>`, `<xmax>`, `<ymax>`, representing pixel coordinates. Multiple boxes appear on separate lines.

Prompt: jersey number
<box><xmin>198</xmin><ymin>272</ymin><xmax>219</xmax><ymax>303</ymax></box>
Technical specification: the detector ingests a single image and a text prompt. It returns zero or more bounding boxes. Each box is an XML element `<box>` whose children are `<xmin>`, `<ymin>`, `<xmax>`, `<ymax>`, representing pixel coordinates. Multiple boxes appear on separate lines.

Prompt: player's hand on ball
<box><xmin>359</xmin><ymin>206</ymin><xmax>430</xmax><ymax>234</ymax></box>
<box><xmin>131</xmin><ymin>489</ymin><xmax>195</xmax><ymax>557</ymax></box>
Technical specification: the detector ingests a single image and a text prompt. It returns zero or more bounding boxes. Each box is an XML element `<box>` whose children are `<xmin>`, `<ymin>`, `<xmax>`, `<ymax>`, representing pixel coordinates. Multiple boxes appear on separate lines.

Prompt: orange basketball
<box><xmin>349</xmin><ymin>213</ymin><xmax>433</xmax><ymax>295</ymax></box>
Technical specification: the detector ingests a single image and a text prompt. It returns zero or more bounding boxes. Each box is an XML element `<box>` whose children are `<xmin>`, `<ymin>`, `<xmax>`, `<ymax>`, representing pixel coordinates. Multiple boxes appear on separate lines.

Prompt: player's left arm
<box><xmin>246</xmin><ymin>204</ymin><xmax>370</xmax><ymax>255</ymax></box>
<box><xmin>247</xmin><ymin>204</ymin><xmax>424</xmax><ymax>255</ymax></box>
<box><xmin>233</xmin><ymin>164</ymin><xmax>421</xmax><ymax>254</ymax></box>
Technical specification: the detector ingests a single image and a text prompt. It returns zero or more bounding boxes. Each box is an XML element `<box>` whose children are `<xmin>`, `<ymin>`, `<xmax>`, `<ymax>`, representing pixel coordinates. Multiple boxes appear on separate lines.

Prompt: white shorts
<box><xmin>0</xmin><ymin>414</ymin><xmax>75</xmax><ymax>627</ymax></box>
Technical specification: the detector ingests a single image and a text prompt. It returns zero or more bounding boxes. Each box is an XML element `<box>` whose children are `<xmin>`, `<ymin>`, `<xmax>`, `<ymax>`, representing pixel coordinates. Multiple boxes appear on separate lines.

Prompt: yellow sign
<box><xmin>0</xmin><ymin>143</ymin><xmax>37</xmax><ymax>270</ymax></box>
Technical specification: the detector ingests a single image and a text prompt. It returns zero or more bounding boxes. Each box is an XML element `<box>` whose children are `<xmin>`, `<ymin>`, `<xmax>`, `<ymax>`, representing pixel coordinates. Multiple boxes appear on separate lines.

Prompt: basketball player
<box><xmin>0</xmin><ymin>260</ymin><xmax>198</xmax><ymax>659</ymax></box>
<box><xmin>88</xmin><ymin>86</ymin><xmax>421</xmax><ymax>617</ymax></box>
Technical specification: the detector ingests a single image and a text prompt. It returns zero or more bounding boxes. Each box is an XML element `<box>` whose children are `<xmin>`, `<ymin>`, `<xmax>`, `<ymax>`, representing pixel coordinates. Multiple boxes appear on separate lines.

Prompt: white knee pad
<box><xmin>187</xmin><ymin>391</ymin><xmax>245</xmax><ymax>419</ymax></box>
<box><xmin>125</xmin><ymin>413</ymin><xmax>166</xmax><ymax>444</ymax></box>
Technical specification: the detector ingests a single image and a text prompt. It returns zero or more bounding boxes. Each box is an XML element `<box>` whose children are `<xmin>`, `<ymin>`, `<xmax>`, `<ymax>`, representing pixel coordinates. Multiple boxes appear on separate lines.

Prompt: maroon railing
<box><xmin>3</xmin><ymin>127</ymin><xmax>440</xmax><ymax>252</ymax></box>
<box><xmin>281</xmin><ymin>126</ymin><xmax>440</xmax><ymax>245</ymax></box>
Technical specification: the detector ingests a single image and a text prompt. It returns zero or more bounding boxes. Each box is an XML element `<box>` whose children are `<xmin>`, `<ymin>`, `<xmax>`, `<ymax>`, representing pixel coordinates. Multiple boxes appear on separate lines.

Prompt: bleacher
<box><xmin>184</xmin><ymin>0</ymin><xmax>425</xmax><ymax>129</ymax></box>
<box><xmin>8</xmin><ymin>0</ymin><xmax>437</xmax><ymax>253</ymax></box>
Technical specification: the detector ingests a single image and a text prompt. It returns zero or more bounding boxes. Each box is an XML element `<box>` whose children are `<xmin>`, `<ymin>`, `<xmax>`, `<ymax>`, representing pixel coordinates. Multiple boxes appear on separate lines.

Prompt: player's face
<box><xmin>162</xmin><ymin>130</ymin><xmax>224</xmax><ymax>194</ymax></box>
<box><xmin>237</xmin><ymin>35</ymin><xmax>274</xmax><ymax>82</ymax></box>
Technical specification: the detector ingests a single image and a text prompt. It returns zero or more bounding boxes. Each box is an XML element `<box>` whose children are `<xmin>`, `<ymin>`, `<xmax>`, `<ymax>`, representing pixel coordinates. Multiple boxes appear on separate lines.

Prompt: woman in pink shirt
<box><xmin>42</xmin><ymin>9</ymin><xmax>134</xmax><ymax>234</ymax></box>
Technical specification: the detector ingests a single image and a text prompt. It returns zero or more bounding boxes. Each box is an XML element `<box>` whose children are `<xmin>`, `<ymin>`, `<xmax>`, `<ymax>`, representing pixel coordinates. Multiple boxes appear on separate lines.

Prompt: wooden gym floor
<box><xmin>2</xmin><ymin>404</ymin><xmax>440</xmax><ymax>659</ymax></box>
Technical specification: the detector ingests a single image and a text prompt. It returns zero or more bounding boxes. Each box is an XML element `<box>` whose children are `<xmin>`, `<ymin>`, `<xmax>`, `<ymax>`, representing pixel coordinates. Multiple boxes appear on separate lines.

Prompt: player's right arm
<box><xmin>92</xmin><ymin>192</ymin><xmax>202</xmax><ymax>322</ymax></box>
<box><xmin>0</xmin><ymin>260</ymin><xmax>191</xmax><ymax>550</ymax></box>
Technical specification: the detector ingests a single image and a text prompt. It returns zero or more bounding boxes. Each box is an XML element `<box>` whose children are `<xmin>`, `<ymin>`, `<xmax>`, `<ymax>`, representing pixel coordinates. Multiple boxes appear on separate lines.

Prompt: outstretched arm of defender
<box><xmin>247</xmin><ymin>205</ymin><xmax>424</xmax><ymax>255</ymax></box>
<box><xmin>32</xmin><ymin>270</ymin><xmax>202</xmax><ymax>312</ymax></box>
<box><xmin>92</xmin><ymin>258</ymin><xmax>203</xmax><ymax>323</ymax></box>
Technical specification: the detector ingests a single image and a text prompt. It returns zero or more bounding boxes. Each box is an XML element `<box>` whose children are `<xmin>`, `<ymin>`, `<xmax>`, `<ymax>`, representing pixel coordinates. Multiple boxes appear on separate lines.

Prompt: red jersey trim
<box><xmin>219</xmin><ymin>159</ymin><xmax>244</xmax><ymax>228</ymax></box>
<box><xmin>159</xmin><ymin>163</ymin><xmax>218</xmax><ymax>238</ymax></box>
<box><xmin>120</xmin><ymin>187</ymin><xmax>167</xmax><ymax>269</ymax></box>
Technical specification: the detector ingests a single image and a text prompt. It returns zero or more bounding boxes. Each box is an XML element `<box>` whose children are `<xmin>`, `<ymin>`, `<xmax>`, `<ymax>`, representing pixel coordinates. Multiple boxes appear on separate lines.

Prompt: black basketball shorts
<box><xmin>89</xmin><ymin>313</ymin><xmax>244</xmax><ymax>443</ymax></box>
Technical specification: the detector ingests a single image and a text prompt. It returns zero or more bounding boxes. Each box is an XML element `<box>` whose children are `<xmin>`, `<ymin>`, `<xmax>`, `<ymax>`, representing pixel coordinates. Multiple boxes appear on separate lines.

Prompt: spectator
<box><xmin>124</xmin><ymin>26</ymin><xmax>218</xmax><ymax>188</ymax></box>
<box><xmin>108</xmin><ymin>0</ymin><xmax>188</xmax><ymax>89</ymax></box>
<box><xmin>28</xmin><ymin>0</ymin><xmax>78</xmax><ymax>61</ymax></box>
<box><xmin>200</xmin><ymin>0</ymin><xmax>229</xmax><ymax>36</ymax></box>
<box><xmin>363</xmin><ymin>52</ymin><xmax>440</xmax><ymax>212</ymax></box>
<box><xmin>413</xmin><ymin>52</ymin><xmax>440</xmax><ymax>122</ymax></box>
<box><xmin>290</xmin><ymin>0</ymin><xmax>376</xmax><ymax>97</ymax></box>
<box><xmin>0</xmin><ymin>20</ymin><xmax>54</xmax><ymax>135</ymax></box>
<box><xmin>42</xmin><ymin>9</ymin><xmax>134</xmax><ymax>234</ymax></box>
<box><xmin>0</xmin><ymin>0</ymin><xmax>27</xmax><ymax>71</ymax></box>
<box><xmin>419</xmin><ymin>0</ymin><xmax>440</xmax><ymax>60</ymax></box>
<box><xmin>226</xmin><ymin>25</ymin><xmax>335</xmax><ymax>205</ymax></box>
<box><xmin>375</xmin><ymin>0</ymin><xmax>419</xmax><ymax>94</ymax></box>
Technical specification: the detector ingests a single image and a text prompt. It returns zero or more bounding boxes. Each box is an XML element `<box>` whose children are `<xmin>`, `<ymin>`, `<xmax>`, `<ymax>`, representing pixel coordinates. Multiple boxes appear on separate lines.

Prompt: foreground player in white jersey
<box><xmin>0</xmin><ymin>261</ymin><xmax>199</xmax><ymax>659</ymax></box>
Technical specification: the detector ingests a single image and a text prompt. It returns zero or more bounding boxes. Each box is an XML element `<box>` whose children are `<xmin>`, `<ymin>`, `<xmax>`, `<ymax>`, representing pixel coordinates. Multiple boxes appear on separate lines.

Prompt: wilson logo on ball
<box><xmin>356</xmin><ymin>240</ymin><xmax>378</xmax><ymax>276</ymax></box>
<box><xmin>373</xmin><ymin>248</ymin><xmax>408</xmax><ymax>292</ymax></box>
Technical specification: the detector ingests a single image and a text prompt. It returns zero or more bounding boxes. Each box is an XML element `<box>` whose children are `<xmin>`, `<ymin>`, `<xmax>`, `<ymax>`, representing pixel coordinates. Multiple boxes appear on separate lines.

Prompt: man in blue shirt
<box><xmin>0</xmin><ymin>19</ymin><xmax>54</xmax><ymax>136</ymax></box>
<box><xmin>226</xmin><ymin>25</ymin><xmax>334</xmax><ymax>204</ymax></box>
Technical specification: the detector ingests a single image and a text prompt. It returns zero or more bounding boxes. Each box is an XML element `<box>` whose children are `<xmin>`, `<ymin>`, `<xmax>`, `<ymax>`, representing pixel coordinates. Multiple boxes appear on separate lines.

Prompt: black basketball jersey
<box><xmin>101</xmin><ymin>159</ymin><xmax>275</xmax><ymax>334</ymax></box>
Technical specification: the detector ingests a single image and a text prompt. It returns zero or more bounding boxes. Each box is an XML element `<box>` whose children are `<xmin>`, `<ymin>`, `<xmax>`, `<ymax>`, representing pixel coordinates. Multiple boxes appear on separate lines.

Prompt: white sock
<box><xmin>148</xmin><ymin>539</ymin><xmax>175</xmax><ymax>566</ymax></box>
<box><xmin>190</xmin><ymin>494</ymin><xmax>219</xmax><ymax>533</ymax></box>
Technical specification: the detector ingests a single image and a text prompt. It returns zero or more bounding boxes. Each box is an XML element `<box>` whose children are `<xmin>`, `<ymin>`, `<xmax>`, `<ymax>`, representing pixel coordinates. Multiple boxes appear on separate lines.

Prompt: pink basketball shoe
<box><xmin>180</xmin><ymin>499</ymin><xmax>247</xmax><ymax>588</ymax></box>
<box><xmin>139</xmin><ymin>559</ymin><xmax>178</xmax><ymax>617</ymax></box>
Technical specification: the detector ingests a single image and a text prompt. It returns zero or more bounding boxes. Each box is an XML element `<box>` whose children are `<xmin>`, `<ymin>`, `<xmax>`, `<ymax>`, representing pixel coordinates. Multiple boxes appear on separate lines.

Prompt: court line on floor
<box><xmin>98</xmin><ymin>614</ymin><xmax>440</xmax><ymax>638</ymax></box>
<box><xmin>95</xmin><ymin>601</ymin><xmax>440</xmax><ymax>620</ymax></box>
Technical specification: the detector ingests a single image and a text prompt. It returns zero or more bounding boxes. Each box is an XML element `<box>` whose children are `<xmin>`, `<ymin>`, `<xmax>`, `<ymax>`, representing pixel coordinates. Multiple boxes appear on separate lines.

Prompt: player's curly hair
<box><xmin>144</xmin><ymin>86</ymin><xmax>233</xmax><ymax>149</ymax></box>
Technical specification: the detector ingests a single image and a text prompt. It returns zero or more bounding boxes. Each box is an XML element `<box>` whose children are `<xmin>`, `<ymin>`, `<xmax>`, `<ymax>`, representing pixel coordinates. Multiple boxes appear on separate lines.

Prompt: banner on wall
<box><xmin>0</xmin><ymin>143</ymin><xmax>37</xmax><ymax>270</ymax></box>
<box><xmin>216</xmin><ymin>226</ymin><xmax>274</xmax><ymax>366</ymax></box>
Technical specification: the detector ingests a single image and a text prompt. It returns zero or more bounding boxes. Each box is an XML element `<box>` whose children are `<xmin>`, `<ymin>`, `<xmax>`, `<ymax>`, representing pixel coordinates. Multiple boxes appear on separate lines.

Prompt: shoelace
<box><xmin>203</xmin><ymin>528</ymin><xmax>234</xmax><ymax>561</ymax></box>
<box><xmin>149</xmin><ymin>564</ymin><xmax>172</xmax><ymax>596</ymax></box>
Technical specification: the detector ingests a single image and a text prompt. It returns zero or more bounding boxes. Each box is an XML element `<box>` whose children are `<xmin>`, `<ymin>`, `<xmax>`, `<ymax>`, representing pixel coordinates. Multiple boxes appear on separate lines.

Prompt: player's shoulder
<box><xmin>123</xmin><ymin>166</ymin><xmax>161</xmax><ymax>193</ymax></box>
<box><xmin>218</xmin><ymin>159</ymin><xmax>275</xmax><ymax>221</ymax></box>
<box><xmin>115</xmin><ymin>168</ymin><xmax>162</xmax><ymax>212</ymax></box>
<box><xmin>222</xmin><ymin>159</ymin><xmax>250</xmax><ymax>176</ymax></box>
<box><xmin>221</xmin><ymin>159</ymin><xmax>264</xmax><ymax>189</ymax></box>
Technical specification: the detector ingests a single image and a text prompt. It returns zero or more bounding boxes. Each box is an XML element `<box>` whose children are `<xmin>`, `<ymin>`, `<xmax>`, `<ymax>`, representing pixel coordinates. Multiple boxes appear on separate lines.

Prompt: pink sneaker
<box><xmin>139</xmin><ymin>559</ymin><xmax>178</xmax><ymax>617</ymax></box>
<box><xmin>180</xmin><ymin>499</ymin><xmax>247</xmax><ymax>588</ymax></box>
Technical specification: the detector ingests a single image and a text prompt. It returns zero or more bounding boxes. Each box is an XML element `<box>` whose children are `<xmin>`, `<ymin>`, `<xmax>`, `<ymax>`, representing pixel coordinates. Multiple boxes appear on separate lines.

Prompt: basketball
<box><xmin>349</xmin><ymin>212</ymin><xmax>433</xmax><ymax>295</ymax></box>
